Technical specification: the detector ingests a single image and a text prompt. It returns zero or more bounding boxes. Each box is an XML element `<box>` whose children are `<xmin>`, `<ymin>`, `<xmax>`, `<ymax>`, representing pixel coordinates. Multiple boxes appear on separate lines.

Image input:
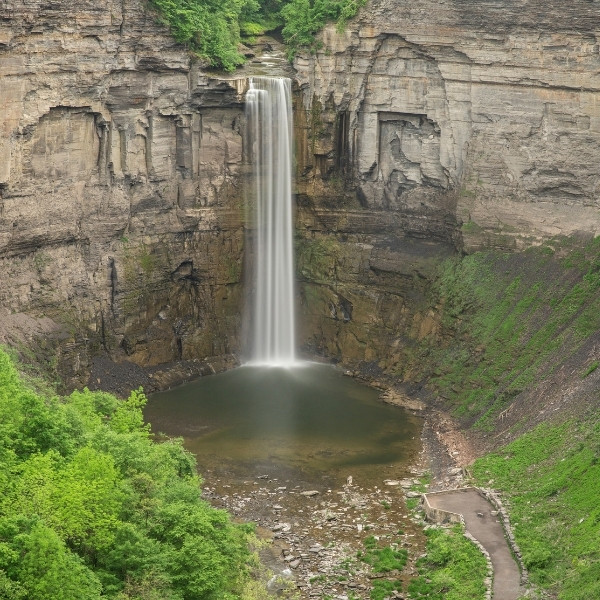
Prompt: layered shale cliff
<box><xmin>1</xmin><ymin>0</ymin><xmax>600</xmax><ymax>387</ymax></box>
<box><xmin>292</xmin><ymin>0</ymin><xmax>600</xmax><ymax>371</ymax></box>
<box><xmin>0</xmin><ymin>0</ymin><xmax>249</xmax><ymax>389</ymax></box>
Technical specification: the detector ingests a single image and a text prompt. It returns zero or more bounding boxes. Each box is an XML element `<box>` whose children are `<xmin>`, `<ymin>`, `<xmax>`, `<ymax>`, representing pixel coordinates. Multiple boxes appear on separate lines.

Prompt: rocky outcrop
<box><xmin>0</xmin><ymin>0</ymin><xmax>249</xmax><ymax>389</ymax></box>
<box><xmin>2</xmin><ymin>0</ymin><xmax>599</xmax><ymax>385</ymax></box>
<box><xmin>295</xmin><ymin>204</ymin><xmax>454</xmax><ymax>371</ymax></box>
<box><xmin>295</xmin><ymin>0</ymin><xmax>600</xmax><ymax>250</ymax></box>
<box><xmin>291</xmin><ymin>0</ymin><xmax>600</xmax><ymax>371</ymax></box>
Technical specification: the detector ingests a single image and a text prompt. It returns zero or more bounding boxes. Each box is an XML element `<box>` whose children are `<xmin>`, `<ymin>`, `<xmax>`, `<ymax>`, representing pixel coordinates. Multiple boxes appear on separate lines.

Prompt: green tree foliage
<box><xmin>281</xmin><ymin>0</ymin><xmax>366</xmax><ymax>57</ymax></box>
<box><xmin>11</xmin><ymin>521</ymin><xmax>102</xmax><ymax>600</ymax></box>
<box><xmin>0</xmin><ymin>348</ymin><xmax>253</xmax><ymax>598</ymax></box>
<box><xmin>148</xmin><ymin>0</ymin><xmax>249</xmax><ymax>71</ymax></box>
<box><xmin>147</xmin><ymin>0</ymin><xmax>367</xmax><ymax>69</ymax></box>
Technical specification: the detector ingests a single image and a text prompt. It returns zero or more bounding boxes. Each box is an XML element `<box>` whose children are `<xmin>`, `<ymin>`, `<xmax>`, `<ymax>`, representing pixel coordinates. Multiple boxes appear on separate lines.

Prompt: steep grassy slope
<box><xmin>418</xmin><ymin>236</ymin><xmax>600</xmax><ymax>434</ymax></box>
<box><xmin>472</xmin><ymin>419</ymin><xmax>600</xmax><ymax>599</ymax></box>
<box><xmin>412</xmin><ymin>236</ymin><xmax>600</xmax><ymax>599</ymax></box>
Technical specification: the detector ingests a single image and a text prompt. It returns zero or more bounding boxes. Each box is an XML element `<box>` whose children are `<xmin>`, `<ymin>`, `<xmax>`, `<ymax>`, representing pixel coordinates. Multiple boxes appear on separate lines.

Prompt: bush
<box><xmin>358</xmin><ymin>536</ymin><xmax>408</xmax><ymax>573</ymax></box>
<box><xmin>0</xmin><ymin>348</ymin><xmax>254</xmax><ymax>598</ymax></box>
<box><xmin>148</xmin><ymin>0</ymin><xmax>247</xmax><ymax>71</ymax></box>
<box><xmin>281</xmin><ymin>0</ymin><xmax>366</xmax><ymax>57</ymax></box>
<box><xmin>147</xmin><ymin>0</ymin><xmax>368</xmax><ymax>68</ymax></box>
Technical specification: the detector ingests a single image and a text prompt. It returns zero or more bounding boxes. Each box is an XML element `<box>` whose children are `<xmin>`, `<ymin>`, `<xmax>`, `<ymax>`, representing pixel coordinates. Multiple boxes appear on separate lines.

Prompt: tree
<box><xmin>11</xmin><ymin>521</ymin><xmax>102</xmax><ymax>600</ymax></box>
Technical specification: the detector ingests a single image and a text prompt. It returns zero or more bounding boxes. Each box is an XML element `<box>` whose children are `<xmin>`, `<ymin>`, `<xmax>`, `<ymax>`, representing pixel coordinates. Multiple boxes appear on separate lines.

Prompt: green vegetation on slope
<box><xmin>358</xmin><ymin>534</ymin><xmax>408</xmax><ymax>573</ymax></box>
<box><xmin>400</xmin><ymin>236</ymin><xmax>600</xmax><ymax>598</ymax></box>
<box><xmin>147</xmin><ymin>0</ymin><xmax>366</xmax><ymax>70</ymax></box>
<box><xmin>408</xmin><ymin>525</ymin><xmax>488</xmax><ymax>600</ymax></box>
<box><xmin>148</xmin><ymin>0</ymin><xmax>249</xmax><ymax>70</ymax></box>
<box><xmin>358</xmin><ymin>535</ymin><xmax>407</xmax><ymax>600</ymax></box>
<box><xmin>296</xmin><ymin>236</ymin><xmax>343</xmax><ymax>282</ymax></box>
<box><xmin>280</xmin><ymin>0</ymin><xmax>366</xmax><ymax>57</ymax></box>
<box><xmin>423</xmin><ymin>236</ymin><xmax>600</xmax><ymax>429</ymax></box>
<box><xmin>472</xmin><ymin>420</ymin><xmax>600</xmax><ymax>599</ymax></box>
<box><xmin>0</xmin><ymin>348</ymin><xmax>255</xmax><ymax>599</ymax></box>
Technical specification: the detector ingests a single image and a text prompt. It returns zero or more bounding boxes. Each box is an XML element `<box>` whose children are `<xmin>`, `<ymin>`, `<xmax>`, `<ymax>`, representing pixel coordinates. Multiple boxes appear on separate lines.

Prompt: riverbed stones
<box><xmin>204</xmin><ymin>473</ymin><xmax>427</xmax><ymax>599</ymax></box>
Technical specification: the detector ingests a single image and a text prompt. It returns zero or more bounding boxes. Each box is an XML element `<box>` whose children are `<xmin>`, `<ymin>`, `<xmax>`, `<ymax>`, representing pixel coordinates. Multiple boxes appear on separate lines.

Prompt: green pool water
<box><xmin>144</xmin><ymin>363</ymin><xmax>422</xmax><ymax>487</ymax></box>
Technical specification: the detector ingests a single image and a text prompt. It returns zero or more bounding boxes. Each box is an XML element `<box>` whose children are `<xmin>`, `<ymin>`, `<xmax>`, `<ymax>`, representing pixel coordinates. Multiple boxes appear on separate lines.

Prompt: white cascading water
<box><xmin>245</xmin><ymin>77</ymin><xmax>297</xmax><ymax>366</ymax></box>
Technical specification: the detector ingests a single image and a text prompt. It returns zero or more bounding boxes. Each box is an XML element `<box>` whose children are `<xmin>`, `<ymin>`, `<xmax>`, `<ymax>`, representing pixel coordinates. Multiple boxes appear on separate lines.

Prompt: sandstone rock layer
<box><xmin>291</xmin><ymin>0</ymin><xmax>600</xmax><ymax>370</ymax></box>
<box><xmin>0</xmin><ymin>0</ymin><xmax>248</xmax><ymax>388</ymax></box>
<box><xmin>2</xmin><ymin>0</ymin><xmax>600</xmax><ymax>383</ymax></box>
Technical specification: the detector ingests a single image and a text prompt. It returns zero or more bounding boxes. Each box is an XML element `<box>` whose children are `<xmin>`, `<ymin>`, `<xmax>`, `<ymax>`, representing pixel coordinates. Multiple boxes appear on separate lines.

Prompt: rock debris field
<box><xmin>203</xmin><ymin>472</ymin><xmax>430</xmax><ymax>599</ymax></box>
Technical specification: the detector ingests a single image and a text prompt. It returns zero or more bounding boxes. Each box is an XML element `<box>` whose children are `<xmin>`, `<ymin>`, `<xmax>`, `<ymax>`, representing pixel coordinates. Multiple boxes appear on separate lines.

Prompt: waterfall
<box><xmin>245</xmin><ymin>77</ymin><xmax>297</xmax><ymax>366</ymax></box>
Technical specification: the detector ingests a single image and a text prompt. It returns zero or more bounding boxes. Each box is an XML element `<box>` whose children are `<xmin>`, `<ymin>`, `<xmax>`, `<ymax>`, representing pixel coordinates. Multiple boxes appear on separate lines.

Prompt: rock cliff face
<box><xmin>2</xmin><ymin>0</ymin><xmax>600</xmax><ymax>384</ymax></box>
<box><xmin>295</xmin><ymin>0</ymin><xmax>600</xmax><ymax>249</ymax></box>
<box><xmin>0</xmin><ymin>0</ymin><xmax>248</xmax><ymax>388</ymax></box>
<box><xmin>291</xmin><ymin>0</ymin><xmax>600</xmax><ymax>371</ymax></box>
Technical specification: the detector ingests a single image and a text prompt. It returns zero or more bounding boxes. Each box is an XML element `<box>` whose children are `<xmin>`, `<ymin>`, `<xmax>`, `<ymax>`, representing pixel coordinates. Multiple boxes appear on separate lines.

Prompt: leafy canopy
<box><xmin>0</xmin><ymin>348</ymin><xmax>253</xmax><ymax>599</ymax></box>
<box><xmin>147</xmin><ymin>0</ymin><xmax>367</xmax><ymax>69</ymax></box>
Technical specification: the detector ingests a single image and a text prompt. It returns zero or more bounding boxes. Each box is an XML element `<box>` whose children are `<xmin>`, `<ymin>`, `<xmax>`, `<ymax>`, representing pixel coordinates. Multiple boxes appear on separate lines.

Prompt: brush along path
<box><xmin>424</xmin><ymin>489</ymin><xmax>523</xmax><ymax>600</ymax></box>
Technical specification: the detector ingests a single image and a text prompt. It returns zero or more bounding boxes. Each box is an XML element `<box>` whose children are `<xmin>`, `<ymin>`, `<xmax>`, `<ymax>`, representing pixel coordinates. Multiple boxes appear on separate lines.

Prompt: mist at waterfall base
<box><xmin>145</xmin><ymin>78</ymin><xmax>421</xmax><ymax>488</ymax></box>
<box><xmin>145</xmin><ymin>364</ymin><xmax>422</xmax><ymax>487</ymax></box>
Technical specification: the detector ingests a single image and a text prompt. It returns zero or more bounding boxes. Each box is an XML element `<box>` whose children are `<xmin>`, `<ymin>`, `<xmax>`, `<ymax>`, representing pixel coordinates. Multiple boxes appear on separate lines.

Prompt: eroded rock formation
<box><xmin>296</xmin><ymin>0</ymin><xmax>600</xmax><ymax>249</ymax></box>
<box><xmin>2</xmin><ymin>0</ymin><xmax>600</xmax><ymax>384</ymax></box>
<box><xmin>292</xmin><ymin>0</ymin><xmax>600</xmax><ymax>371</ymax></box>
<box><xmin>0</xmin><ymin>0</ymin><xmax>248</xmax><ymax>388</ymax></box>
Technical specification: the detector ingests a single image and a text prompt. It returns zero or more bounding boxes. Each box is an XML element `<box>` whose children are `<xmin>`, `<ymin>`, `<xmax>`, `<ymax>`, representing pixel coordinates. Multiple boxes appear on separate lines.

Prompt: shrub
<box><xmin>148</xmin><ymin>0</ymin><xmax>247</xmax><ymax>71</ymax></box>
<box><xmin>0</xmin><ymin>348</ymin><xmax>254</xmax><ymax>598</ymax></box>
<box><xmin>281</xmin><ymin>0</ymin><xmax>367</xmax><ymax>57</ymax></box>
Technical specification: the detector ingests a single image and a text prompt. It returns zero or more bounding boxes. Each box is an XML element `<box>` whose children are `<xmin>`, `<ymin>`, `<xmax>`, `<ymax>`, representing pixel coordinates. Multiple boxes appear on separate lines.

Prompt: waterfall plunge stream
<box><xmin>245</xmin><ymin>77</ymin><xmax>297</xmax><ymax>366</ymax></box>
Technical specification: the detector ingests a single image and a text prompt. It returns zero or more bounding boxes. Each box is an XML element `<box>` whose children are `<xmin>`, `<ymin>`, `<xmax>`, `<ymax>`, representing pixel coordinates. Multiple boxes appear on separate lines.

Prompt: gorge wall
<box><xmin>0</xmin><ymin>0</ymin><xmax>249</xmax><ymax>389</ymax></box>
<box><xmin>1</xmin><ymin>0</ymin><xmax>600</xmax><ymax>387</ymax></box>
<box><xmin>292</xmin><ymin>0</ymin><xmax>600</xmax><ymax>372</ymax></box>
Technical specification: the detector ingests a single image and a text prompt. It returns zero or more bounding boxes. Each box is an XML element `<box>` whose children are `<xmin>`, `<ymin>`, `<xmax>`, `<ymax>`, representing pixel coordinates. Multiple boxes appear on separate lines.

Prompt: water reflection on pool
<box><xmin>144</xmin><ymin>363</ymin><xmax>422</xmax><ymax>487</ymax></box>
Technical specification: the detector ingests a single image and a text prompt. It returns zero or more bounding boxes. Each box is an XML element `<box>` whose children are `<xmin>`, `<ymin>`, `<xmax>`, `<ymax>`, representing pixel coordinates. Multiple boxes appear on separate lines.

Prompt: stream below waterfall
<box><xmin>145</xmin><ymin>363</ymin><xmax>427</xmax><ymax>598</ymax></box>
